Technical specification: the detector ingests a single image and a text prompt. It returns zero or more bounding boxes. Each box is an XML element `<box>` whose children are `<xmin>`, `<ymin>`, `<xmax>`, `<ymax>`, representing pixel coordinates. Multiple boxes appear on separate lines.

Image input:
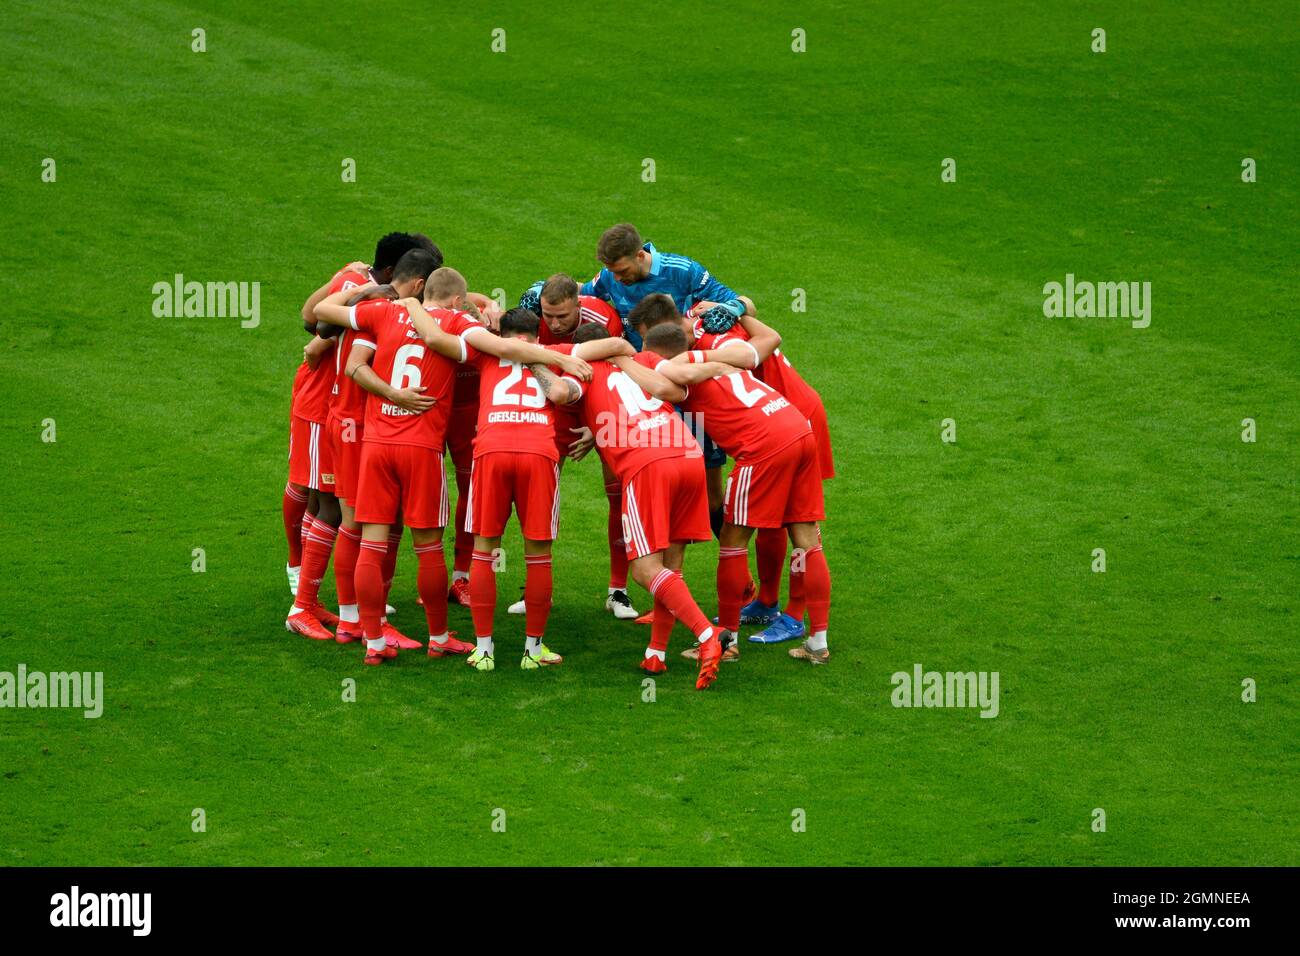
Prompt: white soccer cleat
<box><xmin>385</xmin><ymin>604</ymin><xmax>396</xmax><ymax>616</ymax></box>
<box><xmin>605</xmin><ymin>589</ymin><xmax>639</xmax><ymax>620</ymax></box>
<box><xmin>287</xmin><ymin>564</ymin><xmax>300</xmax><ymax>596</ymax></box>
<box><xmin>507</xmin><ymin>598</ymin><xmax>526</xmax><ymax>615</ymax></box>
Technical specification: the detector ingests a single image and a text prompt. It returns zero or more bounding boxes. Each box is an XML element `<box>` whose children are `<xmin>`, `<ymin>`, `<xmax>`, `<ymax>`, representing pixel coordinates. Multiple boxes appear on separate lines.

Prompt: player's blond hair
<box><xmin>424</xmin><ymin>267</ymin><xmax>467</xmax><ymax>305</ymax></box>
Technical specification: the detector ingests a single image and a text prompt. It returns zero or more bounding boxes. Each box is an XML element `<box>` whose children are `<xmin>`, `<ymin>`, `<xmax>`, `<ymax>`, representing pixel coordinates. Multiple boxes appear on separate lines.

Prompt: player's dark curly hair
<box><xmin>372</xmin><ymin>232</ymin><xmax>426</xmax><ymax>273</ymax></box>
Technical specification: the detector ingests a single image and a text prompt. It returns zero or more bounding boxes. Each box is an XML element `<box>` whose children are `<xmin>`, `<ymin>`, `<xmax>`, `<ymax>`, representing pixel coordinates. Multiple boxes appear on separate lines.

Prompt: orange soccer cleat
<box><xmin>634</xmin><ymin>609</ymin><xmax>654</xmax><ymax>625</ymax></box>
<box><xmin>383</xmin><ymin>621</ymin><xmax>423</xmax><ymax>650</ymax></box>
<box><xmin>363</xmin><ymin>643</ymin><xmax>399</xmax><ymax>666</ymax></box>
<box><xmin>447</xmin><ymin>578</ymin><xmax>472</xmax><ymax>608</ymax></box>
<box><xmin>312</xmin><ymin>604</ymin><xmax>341</xmax><ymax>627</ymax></box>
<box><xmin>428</xmin><ymin>633</ymin><xmax>474</xmax><ymax>658</ymax></box>
<box><xmin>640</xmin><ymin>654</ymin><xmax>667</xmax><ymax>675</ymax></box>
<box><xmin>334</xmin><ymin>621</ymin><xmax>364</xmax><ymax>644</ymax></box>
<box><xmin>286</xmin><ymin>609</ymin><xmax>334</xmax><ymax>641</ymax></box>
<box><xmin>695</xmin><ymin>636</ymin><xmax>721</xmax><ymax>690</ymax></box>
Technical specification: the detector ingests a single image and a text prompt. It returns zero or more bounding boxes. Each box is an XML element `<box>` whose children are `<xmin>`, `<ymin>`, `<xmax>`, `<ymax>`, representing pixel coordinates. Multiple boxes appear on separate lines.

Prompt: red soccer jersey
<box><xmin>470</xmin><ymin>346</ymin><xmax>567</xmax><ymax>463</ymax></box>
<box><xmin>452</xmin><ymin>361</ymin><xmax>482</xmax><ymax>410</ymax></box>
<box><xmin>645</xmin><ymin>350</ymin><xmax>810</xmax><ymax>464</ymax></box>
<box><xmin>350</xmin><ymin>300</ymin><xmax>480</xmax><ymax>451</ymax></box>
<box><xmin>452</xmin><ymin>312</ymin><xmax>488</xmax><ymax>410</ymax></box>
<box><xmin>330</xmin><ymin>325</ymin><xmax>378</xmax><ymax>425</ymax></box>
<box><xmin>538</xmin><ymin>296</ymin><xmax>623</xmax><ymax>346</ymax></box>
<box><xmin>560</xmin><ymin>350</ymin><xmax>701</xmax><ymax>483</ymax></box>
<box><xmin>292</xmin><ymin>266</ymin><xmax>365</xmax><ymax>422</ymax></box>
<box><xmin>691</xmin><ymin>319</ymin><xmax>824</xmax><ymax>421</ymax></box>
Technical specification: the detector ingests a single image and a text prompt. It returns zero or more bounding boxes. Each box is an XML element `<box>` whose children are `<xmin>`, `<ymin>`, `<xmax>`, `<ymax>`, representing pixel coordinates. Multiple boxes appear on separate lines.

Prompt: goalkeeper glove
<box><xmin>518</xmin><ymin>281</ymin><xmax>544</xmax><ymax>315</ymax></box>
<box><xmin>699</xmin><ymin>304</ymin><xmax>740</xmax><ymax>335</ymax></box>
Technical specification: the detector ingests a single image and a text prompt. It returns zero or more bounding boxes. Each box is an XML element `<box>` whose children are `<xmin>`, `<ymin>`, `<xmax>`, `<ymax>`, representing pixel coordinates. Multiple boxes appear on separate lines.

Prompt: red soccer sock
<box><xmin>648</xmin><ymin>567</ymin><xmax>713</xmax><ymax>641</ymax></box>
<box><xmin>453</xmin><ymin>470</ymin><xmax>473</xmax><ymax>575</ymax></box>
<box><xmin>605</xmin><ymin>482</ymin><xmax>628</xmax><ymax>590</ymax></box>
<box><xmin>755</xmin><ymin>527</ymin><xmax>786</xmax><ymax>607</ymax></box>
<box><xmin>283</xmin><ymin>483</ymin><xmax>308</xmax><ymax>568</ymax></box>
<box><xmin>294</xmin><ymin>516</ymin><xmax>337</xmax><ymax>611</ymax></box>
<box><xmin>716</xmin><ymin>546</ymin><xmax>750</xmax><ymax>632</ymax></box>
<box><xmin>355</xmin><ymin>540</ymin><xmax>388</xmax><ymax>639</ymax></box>
<box><xmin>803</xmin><ymin>544</ymin><xmax>831</xmax><ymax>634</ymax></box>
<box><xmin>784</xmin><ymin>567</ymin><xmax>807</xmax><ymax>622</ymax></box>
<box><xmin>524</xmin><ymin>553</ymin><xmax>553</xmax><ymax>639</ymax></box>
<box><xmin>382</xmin><ymin>527</ymin><xmax>402</xmax><ymax>595</ymax></box>
<box><xmin>469</xmin><ymin>549</ymin><xmax>497</xmax><ymax>638</ymax></box>
<box><xmin>648</xmin><ymin>569</ymin><xmax>681</xmax><ymax>653</ymax></box>
<box><xmin>786</xmin><ymin>527</ymin><xmax>819</xmax><ymax>622</ymax></box>
<box><xmin>334</xmin><ymin>524</ymin><xmax>361</xmax><ymax>607</ymax></box>
<box><xmin>299</xmin><ymin>510</ymin><xmax>314</xmax><ymax>568</ymax></box>
<box><xmin>415</xmin><ymin>540</ymin><xmax>449</xmax><ymax>636</ymax></box>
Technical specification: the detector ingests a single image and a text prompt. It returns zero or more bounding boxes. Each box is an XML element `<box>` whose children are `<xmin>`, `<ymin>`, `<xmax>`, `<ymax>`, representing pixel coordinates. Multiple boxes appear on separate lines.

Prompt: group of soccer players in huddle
<box><xmin>281</xmin><ymin>224</ymin><xmax>833</xmax><ymax>690</ymax></box>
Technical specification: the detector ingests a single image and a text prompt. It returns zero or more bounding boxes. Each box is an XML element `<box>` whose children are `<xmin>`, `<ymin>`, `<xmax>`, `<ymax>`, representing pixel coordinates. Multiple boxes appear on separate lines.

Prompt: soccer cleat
<box><xmin>466</xmin><ymin>649</ymin><xmax>495</xmax><ymax>672</ymax></box>
<box><xmin>605</xmin><ymin>589</ymin><xmax>639</xmax><ymax>620</ymax></box>
<box><xmin>382</xmin><ymin>621</ymin><xmax>423</xmax><ymax>650</ymax></box>
<box><xmin>363</xmin><ymin>643</ymin><xmax>399</xmax><ymax>666</ymax></box>
<box><xmin>749</xmin><ymin>612</ymin><xmax>806</xmax><ymax>644</ymax></box>
<box><xmin>681</xmin><ymin>635</ymin><xmax>740</xmax><ymax>662</ymax></box>
<box><xmin>287</xmin><ymin>564</ymin><xmax>300</xmax><ymax>596</ymax></box>
<box><xmin>740</xmin><ymin>599</ymin><xmax>780</xmax><ymax>626</ymax></box>
<box><xmin>640</xmin><ymin>655</ymin><xmax>667</xmax><ymax>675</ymax></box>
<box><xmin>427</xmin><ymin>634</ymin><xmax>474</xmax><ymax>658</ymax></box>
<box><xmin>285</xmin><ymin>609</ymin><xmax>333</xmax><ymax>641</ymax></box>
<box><xmin>634</xmin><ymin>609</ymin><xmax>654</xmax><ymax>625</ymax></box>
<box><xmin>507</xmin><ymin>599</ymin><xmax>526</xmax><ymax>615</ymax></box>
<box><xmin>448</xmin><ymin>578</ymin><xmax>472</xmax><ymax>608</ymax></box>
<box><xmin>334</xmin><ymin>620</ymin><xmax>365</xmax><ymax>644</ymax></box>
<box><xmin>521</xmin><ymin>644</ymin><xmax>563</xmax><ymax>669</ymax></box>
<box><xmin>789</xmin><ymin>641</ymin><xmax>830</xmax><ymax>665</ymax></box>
<box><xmin>386</xmin><ymin>603</ymin><xmax>397</xmax><ymax>615</ymax></box>
<box><xmin>695</xmin><ymin>637</ymin><xmax>721</xmax><ymax>690</ymax></box>
<box><xmin>312</xmin><ymin>604</ymin><xmax>340</xmax><ymax>627</ymax></box>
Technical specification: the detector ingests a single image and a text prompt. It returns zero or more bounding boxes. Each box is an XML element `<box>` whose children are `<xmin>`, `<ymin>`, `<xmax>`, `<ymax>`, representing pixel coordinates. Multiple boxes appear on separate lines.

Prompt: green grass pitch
<box><xmin>1</xmin><ymin>1</ymin><xmax>1296</xmax><ymax>866</ymax></box>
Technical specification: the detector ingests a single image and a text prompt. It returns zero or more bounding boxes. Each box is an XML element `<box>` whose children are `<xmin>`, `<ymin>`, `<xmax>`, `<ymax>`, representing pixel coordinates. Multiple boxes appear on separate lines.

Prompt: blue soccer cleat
<box><xmin>740</xmin><ymin>599</ymin><xmax>781</xmax><ymax>626</ymax></box>
<box><xmin>711</xmin><ymin>599</ymin><xmax>779</xmax><ymax>627</ymax></box>
<box><xmin>748</xmin><ymin>612</ymin><xmax>805</xmax><ymax>644</ymax></box>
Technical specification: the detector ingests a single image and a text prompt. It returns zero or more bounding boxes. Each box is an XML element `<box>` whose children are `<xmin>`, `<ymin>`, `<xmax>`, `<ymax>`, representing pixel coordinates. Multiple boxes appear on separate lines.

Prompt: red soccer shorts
<box><xmin>621</xmin><ymin>455</ymin><xmax>711</xmax><ymax>560</ymax></box>
<box><xmin>327</xmin><ymin>412</ymin><xmax>365</xmax><ymax>505</ymax></box>
<box><xmin>725</xmin><ymin>433</ymin><xmax>825</xmax><ymax>529</ymax></box>
<box><xmin>288</xmin><ymin>414</ymin><xmax>335</xmax><ymax>494</ymax></box>
<box><xmin>466</xmin><ymin>451</ymin><xmax>559</xmax><ymax>541</ymax></box>
<box><xmin>354</xmin><ymin>441</ymin><xmax>448</xmax><ymax>529</ymax></box>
